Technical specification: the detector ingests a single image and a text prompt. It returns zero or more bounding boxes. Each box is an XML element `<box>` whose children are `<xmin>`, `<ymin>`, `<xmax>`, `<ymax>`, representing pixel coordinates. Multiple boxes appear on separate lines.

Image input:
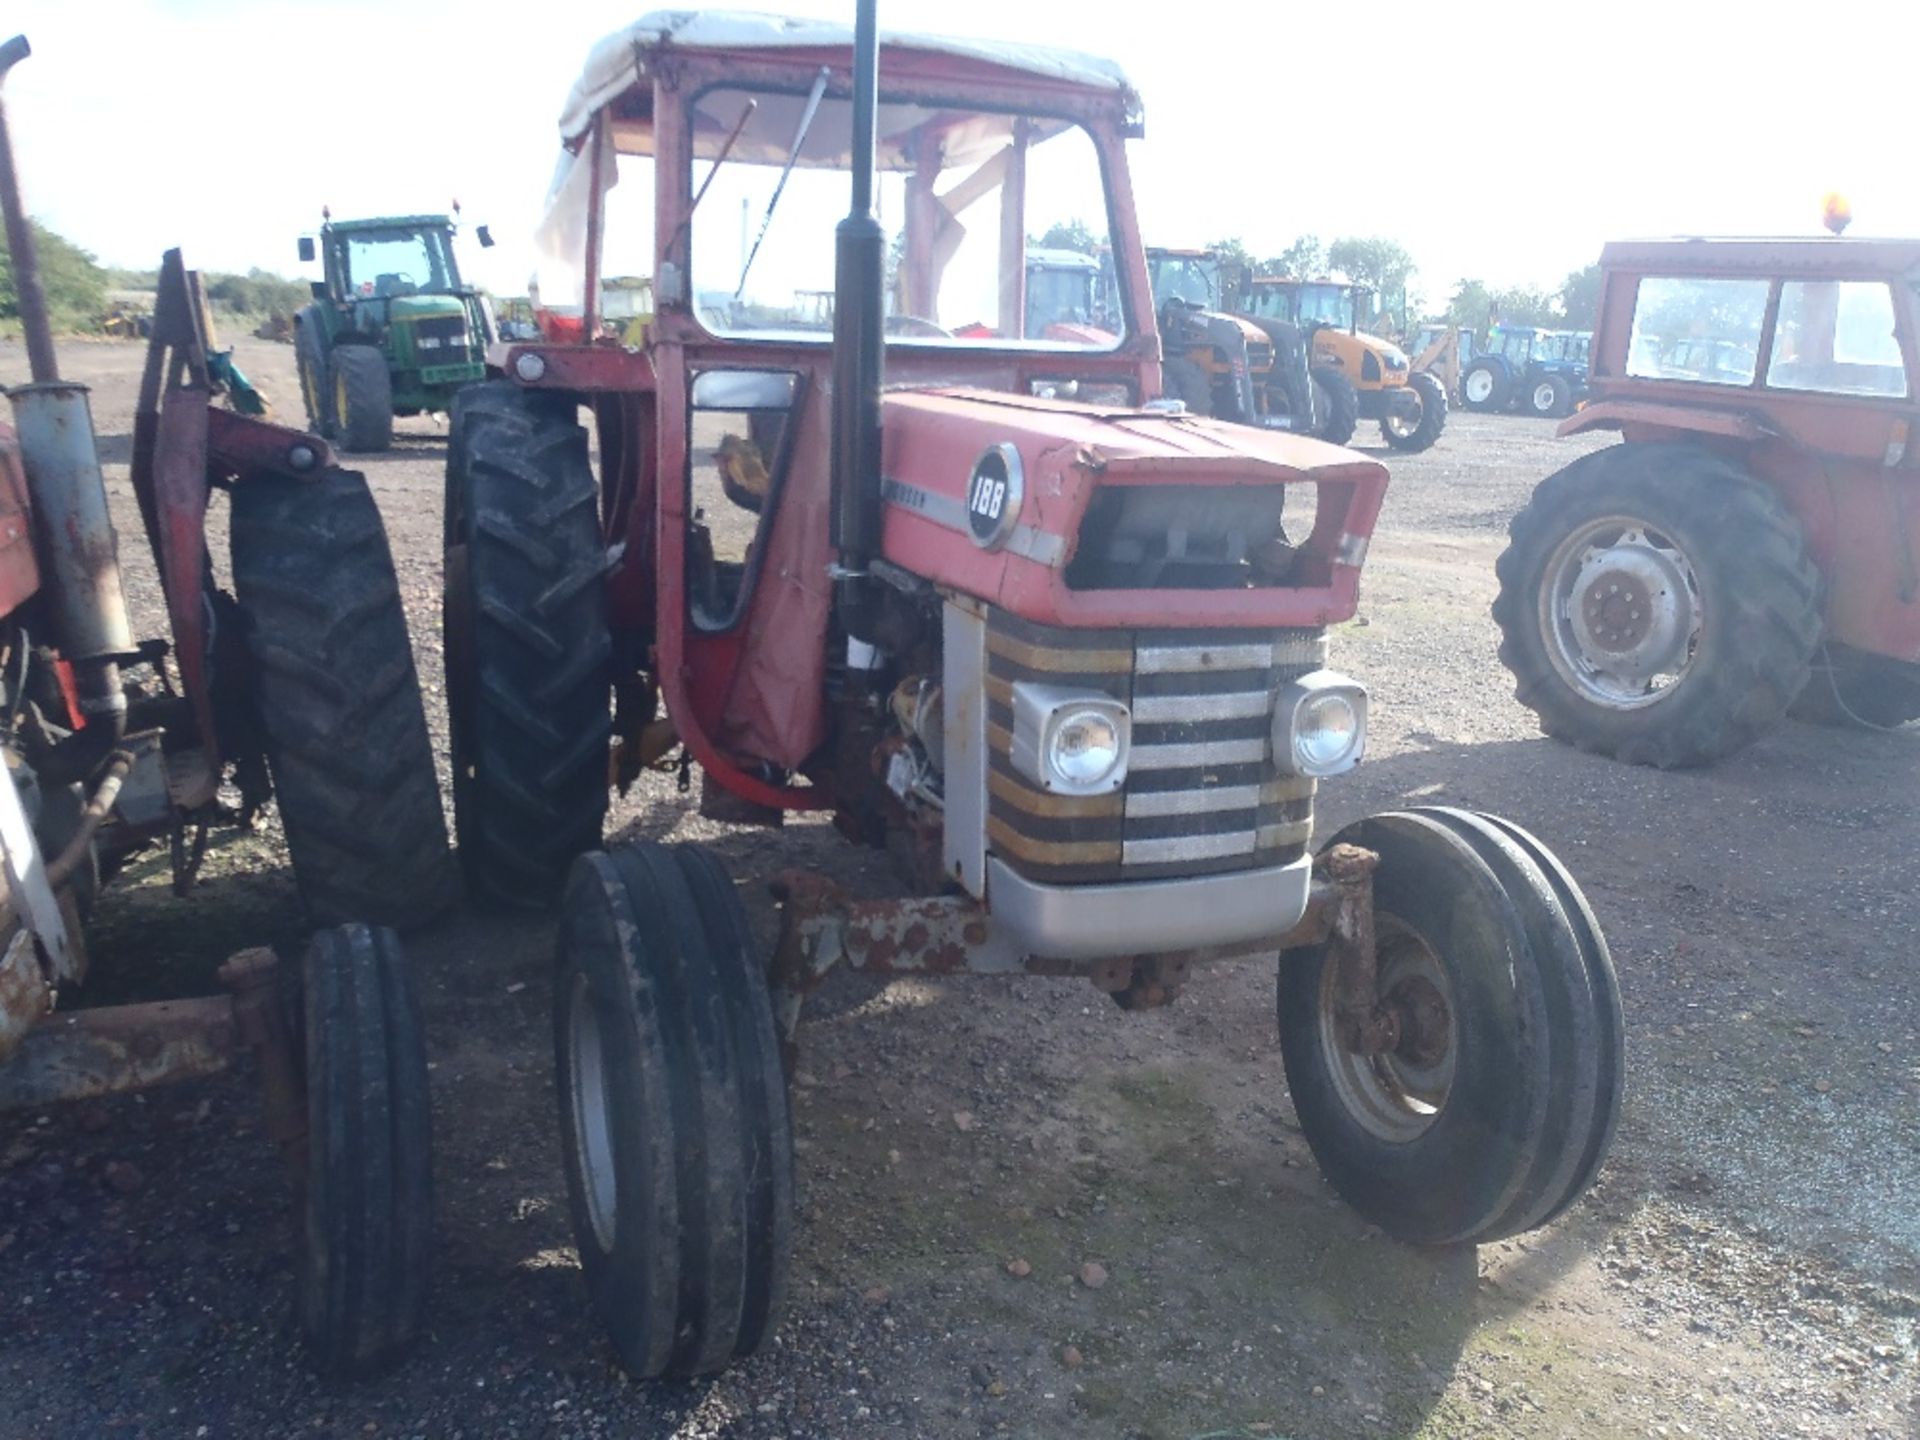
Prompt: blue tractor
<box><xmin>1460</xmin><ymin>325</ymin><xmax>1590</xmax><ymax>418</ymax></box>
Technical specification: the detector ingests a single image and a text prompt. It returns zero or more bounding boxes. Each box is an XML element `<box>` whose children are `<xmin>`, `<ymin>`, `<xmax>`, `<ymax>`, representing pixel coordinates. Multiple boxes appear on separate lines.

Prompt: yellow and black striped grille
<box><xmin>984</xmin><ymin>610</ymin><xmax>1325</xmax><ymax>884</ymax></box>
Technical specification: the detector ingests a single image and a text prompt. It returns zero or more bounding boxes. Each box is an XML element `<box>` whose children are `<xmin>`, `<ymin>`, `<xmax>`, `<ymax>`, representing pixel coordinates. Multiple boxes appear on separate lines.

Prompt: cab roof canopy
<box><xmin>327</xmin><ymin>214</ymin><xmax>454</xmax><ymax>233</ymax></box>
<box><xmin>557</xmin><ymin>9</ymin><xmax>1142</xmax><ymax>167</ymax></box>
<box><xmin>1601</xmin><ymin>236</ymin><xmax>1920</xmax><ymax>278</ymax></box>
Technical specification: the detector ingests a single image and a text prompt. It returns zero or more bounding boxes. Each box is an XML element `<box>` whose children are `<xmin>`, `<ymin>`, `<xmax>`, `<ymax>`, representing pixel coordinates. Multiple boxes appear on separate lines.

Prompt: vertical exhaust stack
<box><xmin>0</xmin><ymin>35</ymin><xmax>131</xmax><ymax>761</ymax></box>
<box><xmin>829</xmin><ymin>0</ymin><xmax>884</xmax><ymax>646</ymax></box>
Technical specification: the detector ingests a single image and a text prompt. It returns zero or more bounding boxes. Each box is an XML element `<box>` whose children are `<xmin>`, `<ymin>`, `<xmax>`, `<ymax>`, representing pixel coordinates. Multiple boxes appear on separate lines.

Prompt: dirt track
<box><xmin>0</xmin><ymin>337</ymin><xmax>1915</xmax><ymax>1440</ymax></box>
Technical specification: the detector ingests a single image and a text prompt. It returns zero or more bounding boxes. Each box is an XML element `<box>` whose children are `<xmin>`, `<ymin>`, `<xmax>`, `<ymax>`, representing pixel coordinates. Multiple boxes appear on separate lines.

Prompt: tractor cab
<box><xmin>1143</xmin><ymin>245</ymin><xmax>1311</xmax><ymax>427</ymax></box>
<box><xmin>1022</xmin><ymin>247</ymin><xmax>1110</xmax><ymax>341</ymax></box>
<box><xmin>292</xmin><ymin>212</ymin><xmax>496</xmax><ymax>450</ymax></box>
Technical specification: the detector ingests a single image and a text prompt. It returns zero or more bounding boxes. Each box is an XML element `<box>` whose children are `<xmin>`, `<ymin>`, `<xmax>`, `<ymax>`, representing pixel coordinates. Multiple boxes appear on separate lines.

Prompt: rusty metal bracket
<box><xmin>0</xmin><ymin>995</ymin><xmax>236</xmax><ymax>1109</ymax></box>
<box><xmin>1274</xmin><ymin>844</ymin><xmax>1397</xmax><ymax>1053</ymax></box>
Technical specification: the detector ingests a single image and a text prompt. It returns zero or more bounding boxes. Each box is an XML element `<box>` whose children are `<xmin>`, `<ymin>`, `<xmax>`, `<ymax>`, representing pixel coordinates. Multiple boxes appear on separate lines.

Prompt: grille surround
<box><xmin>985</xmin><ymin>610</ymin><xmax>1325</xmax><ymax>884</ymax></box>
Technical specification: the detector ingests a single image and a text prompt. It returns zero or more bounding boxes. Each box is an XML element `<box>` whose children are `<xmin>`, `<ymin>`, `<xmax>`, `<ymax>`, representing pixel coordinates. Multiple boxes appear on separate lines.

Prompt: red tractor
<box><xmin>1495</xmin><ymin>238</ymin><xmax>1920</xmax><ymax>765</ymax></box>
<box><xmin>0</xmin><ymin>35</ymin><xmax>446</xmax><ymax>1375</ymax></box>
<box><xmin>448</xmin><ymin>8</ymin><xmax>1624</xmax><ymax>1377</ymax></box>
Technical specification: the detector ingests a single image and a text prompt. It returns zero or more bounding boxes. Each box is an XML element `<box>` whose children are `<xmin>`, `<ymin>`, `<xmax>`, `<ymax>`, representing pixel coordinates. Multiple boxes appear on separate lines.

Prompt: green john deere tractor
<box><xmin>294</xmin><ymin>212</ymin><xmax>495</xmax><ymax>452</ymax></box>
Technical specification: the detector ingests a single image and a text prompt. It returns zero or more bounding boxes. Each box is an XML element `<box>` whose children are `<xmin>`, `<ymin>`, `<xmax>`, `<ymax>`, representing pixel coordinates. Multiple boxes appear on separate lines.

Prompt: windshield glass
<box><xmin>686</xmin><ymin>85</ymin><xmax>1119</xmax><ymax>350</ymax></box>
<box><xmin>1025</xmin><ymin>261</ymin><xmax>1102</xmax><ymax>337</ymax></box>
<box><xmin>1148</xmin><ymin>254</ymin><xmax>1219</xmax><ymax>309</ymax></box>
<box><xmin>1298</xmin><ymin>284</ymin><xmax>1352</xmax><ymax>329</ymax></box>
<box><xmin>338</xmin><ymin>227</ymin><xmax>457</xmax><ymax>297</ymax></box>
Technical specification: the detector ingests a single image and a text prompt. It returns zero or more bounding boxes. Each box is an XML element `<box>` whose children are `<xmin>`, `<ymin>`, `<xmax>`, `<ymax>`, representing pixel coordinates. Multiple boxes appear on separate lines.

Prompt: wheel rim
<box><xmin>1318</xmin><ymin>917</ymin><xmax>1456</xmax><ymax>1143</ymax></box>
<box><xmin>1465</xmin><ymin>369</ymin><xmax>1493</xmax><ymax>404</ymax></box>
<box><xmin>1384</xmin><ymin>396</ymin><xmax>1420</xmax><ymax>438</ymax></box>
<box><xmin>1533</xmin><ymin>382</ymin><xmax>1557</xmax><ymax>413</ymax></box>
<box><xmin>1538</xmin><ymin>515</ymin><xmax>1702</xmax><ymax>709</ymax></box>
<box><xmin>566</xmin><ymin>972</ymin><xmax>619</xmax><ymax>1252</ymax></box>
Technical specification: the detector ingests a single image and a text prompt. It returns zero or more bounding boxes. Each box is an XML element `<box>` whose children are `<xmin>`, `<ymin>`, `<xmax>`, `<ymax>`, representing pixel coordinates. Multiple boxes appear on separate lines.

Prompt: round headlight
<box><xmin>1048</xmin><ymin>708</ymin><xmax>1123</xmax><ymax>791</ymax></box>
<box><xmin>513</xmin><ymin>350</ymin><xmax>548</xmax><ymax>382</ymax></box>
<box><xmin>1294</xmin><ymin>691</ymin><xmax>1361</xmax><ymax>773</ymax></box>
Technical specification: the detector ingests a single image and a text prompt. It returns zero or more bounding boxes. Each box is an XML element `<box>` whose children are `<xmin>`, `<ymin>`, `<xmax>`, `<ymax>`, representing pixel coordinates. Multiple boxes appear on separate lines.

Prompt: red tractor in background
<box><xmin>448</xmin><ymin>7</ymin><xmax>1624</xmax><ymax>1379</ymax></box>
<box><xmin>1495</xmin><ymin>237</ymin><xmax>1920</xmax><ymax>765</ymax></box>
<box><xmin>0</xmin><ymin>35</ymin><xmax>447</xmax><ymax>1375</ymax></box>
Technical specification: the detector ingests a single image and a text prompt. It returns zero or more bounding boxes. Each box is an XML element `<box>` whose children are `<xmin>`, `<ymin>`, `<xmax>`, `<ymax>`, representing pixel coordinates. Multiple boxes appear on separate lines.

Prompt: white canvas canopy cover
<box><xmin>530</xmin><ymin>11</ymin><xmax>1137</xmax><ymax>307</ymax></box>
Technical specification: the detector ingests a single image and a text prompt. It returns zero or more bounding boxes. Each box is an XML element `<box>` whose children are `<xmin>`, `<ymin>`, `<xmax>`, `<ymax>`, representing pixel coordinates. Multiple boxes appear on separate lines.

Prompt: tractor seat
<box><xmin>374</xmin><ymin>273</ymin><xmax>418</xmax><ymax>298</ymax></box>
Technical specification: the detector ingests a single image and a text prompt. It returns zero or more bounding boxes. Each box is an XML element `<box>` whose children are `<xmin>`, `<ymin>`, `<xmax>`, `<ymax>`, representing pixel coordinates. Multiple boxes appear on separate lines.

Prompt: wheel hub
<box><xmin>1466</xmin><ymin>370</ymin><xmax>1493</xmax><ymax>403</ymax></box>
<box><xmin>1567</xmin><ymin>539</ymin><xmax>1691</xmax><ymax>682</ymax></box>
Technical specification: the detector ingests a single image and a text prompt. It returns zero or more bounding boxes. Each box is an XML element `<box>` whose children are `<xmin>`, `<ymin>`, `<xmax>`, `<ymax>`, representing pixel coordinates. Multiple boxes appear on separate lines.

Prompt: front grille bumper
<box><xmin>984</xmin><ymin>610</ymin><xmax>1326</xmax><ymax>885</ymax></box>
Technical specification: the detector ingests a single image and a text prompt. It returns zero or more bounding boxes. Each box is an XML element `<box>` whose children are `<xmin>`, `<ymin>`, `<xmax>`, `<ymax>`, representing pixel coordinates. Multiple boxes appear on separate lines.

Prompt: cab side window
<box><xmin>1626</xmin><ymin>277</ymin><xmax>1768</xmax><ymax>386</ymax></box>
<box><xmin>1766</xmin><ymin>281</ymin><xmax>1908</xmax><ymax>398</ymax></box>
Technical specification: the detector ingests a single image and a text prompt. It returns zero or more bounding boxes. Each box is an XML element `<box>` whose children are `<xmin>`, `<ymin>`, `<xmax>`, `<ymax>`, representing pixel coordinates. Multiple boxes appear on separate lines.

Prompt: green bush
<box><xmin>0</xmin><ymin>219</ymin><xmax>107</xmax><ymax>330</ymax></box>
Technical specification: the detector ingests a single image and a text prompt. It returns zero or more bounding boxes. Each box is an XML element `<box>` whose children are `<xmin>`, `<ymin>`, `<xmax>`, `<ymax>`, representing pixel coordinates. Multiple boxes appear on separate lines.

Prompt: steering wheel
<box><xmin>885</xmin><ymin>315</ymin><xmax>953</xmax><ymax>339</ymax></box>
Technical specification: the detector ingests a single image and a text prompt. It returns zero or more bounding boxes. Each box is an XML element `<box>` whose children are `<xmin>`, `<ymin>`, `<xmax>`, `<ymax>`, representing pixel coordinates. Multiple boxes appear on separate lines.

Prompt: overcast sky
<box><xmin>8</xmin><ymin>0</ymin><xmax>1916</xmax><ymax>314</ymax></box>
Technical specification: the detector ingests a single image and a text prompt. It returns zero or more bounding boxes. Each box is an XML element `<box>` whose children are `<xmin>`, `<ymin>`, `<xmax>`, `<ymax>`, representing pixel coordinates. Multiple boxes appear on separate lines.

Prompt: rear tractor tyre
<box><xmin>230</xmin><ymin>466</ymin><xmax>455</xmax><ymax>930</ymax></box>
<box><xmin>445</xmin><ymin>381</ymin><xmax>610</xmax><ymax>908</ymax></box>
<box><xmin>1276</xmin><ymin>809</ymin><xmax>1622</xmax><ymax>1245</ymax></box>
<box><xmin>294</xmin><ymin>309</ymin><xmax>337</xmax><ymax>440</ymax></box>
<box><xmin>1529</xmin><ymin>374</ymin><xmax>1572</xmax><ymax>418</ymax></box>
<box><xmin>554</xmin><ymin>843</ymin><xmax>794</xmax><ymax>1379</ymax></box>
<box><xmin>1461</xmin><ymin>360</ymin><xmax>1507</xmax><ymax>412</ymax></box>
<box><xmin>1491</xmin><ymin>442</ymin><xmax>1821</xmax><ymax>767</ymax></box>
<box><xmin>332</xmin><ymin>346</ymin><xmax>394</xmax><ymax>453</ymax></box>
<box><xmin>1310</xmin><ymin>366</ymin><xmax>1359</xmax><ymax>445</ymax></box>
<box><xmin>294</xmin><ymin>923</ymin><xmax>433</xmax><ymax>1377</ymax></box>
<box><xmin>1380</xmin><ymin>371</ymin><xmax>1448</xmax><ymax>453</ymax></box>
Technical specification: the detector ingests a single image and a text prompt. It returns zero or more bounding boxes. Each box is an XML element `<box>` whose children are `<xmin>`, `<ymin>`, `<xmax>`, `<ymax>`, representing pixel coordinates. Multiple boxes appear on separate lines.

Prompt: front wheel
<box><xmin>1277</xmin><ymin>809</ymin><xmax>1622</xmax><ymax>1245</ymax></box>
<box><xmin>1310</xmin><ymin>367</ymin><xmax>1359</xmax><ymax>445</ymax></box>
<box><xmin>295</xmin><ymin>924</ymin><xmax>433</xmax><ymax>1377</ymax></box>
<box><xmin>1528</xmin><ymin>374</ymin><xmax>1572</xmax><ymax>418</ymax></box>
<box><xmin>332</xmin><ymin>346</ymin><xmax>394</xmax><ymax>453</ymax></box>
<box><xmin>1380</xmin><ymin>371</ymin><xmax>1448</xmax><ymax>452</ymax></box>
<box><xmin>555</xmin><ymin>843</ymin><xmax>794</xmax><ymax>1379</ymax></box>
<box><xmin>1492</xmin><ymin>442</ymin><xmax>1821</xmax><ymax>767</ymax></box>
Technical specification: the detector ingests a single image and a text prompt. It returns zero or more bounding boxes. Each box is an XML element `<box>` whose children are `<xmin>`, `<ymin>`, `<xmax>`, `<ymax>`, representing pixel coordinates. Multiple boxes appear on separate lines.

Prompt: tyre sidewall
<box><xmin>1279</xmin><ymin>814</ymin><xmax>1549</xmax><ymax>1244</ymax></box>
<box><xmin>1499</xmin><ymin>451</ymin><xmax>1809</xmax><ymax>759</ymax></box>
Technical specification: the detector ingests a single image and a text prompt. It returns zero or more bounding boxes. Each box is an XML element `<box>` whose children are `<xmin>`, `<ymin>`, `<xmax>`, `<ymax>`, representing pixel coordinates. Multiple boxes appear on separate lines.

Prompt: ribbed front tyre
<box><xmin>1278</xmin><ymin>809</ymin><xmax>1622</xmax><ymax>1245</ymax></box>
<box><xmin>554</xmin><ymin>843</ymin><xmax>793</xmax><ymax>1379</ymax></box>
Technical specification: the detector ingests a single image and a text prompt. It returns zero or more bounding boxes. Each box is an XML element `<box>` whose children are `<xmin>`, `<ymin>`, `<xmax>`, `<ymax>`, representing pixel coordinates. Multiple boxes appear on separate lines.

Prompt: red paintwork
<box><xmin>1576</xmin><ymin>240</ymin><xmax>1920</xmax><ymax>661</ymax></box>
<box><xmin>0</xmin><ymin>425</ymin><xmax>41</xmax><ymax>618</ymax></box>
<box><xmin>524</xmin><ymin>30</ymin><xmax>1387</xmax><ymax>811</ymax></box>
<box><xmin>877</xmin><ymin>390</ymin><xmax>1385</xmax><ymax>628</ymax></box>
<box><xmin>154</xmin><ymin>387</ymin><xmax>219</xmax><ymax>762</ymax></box>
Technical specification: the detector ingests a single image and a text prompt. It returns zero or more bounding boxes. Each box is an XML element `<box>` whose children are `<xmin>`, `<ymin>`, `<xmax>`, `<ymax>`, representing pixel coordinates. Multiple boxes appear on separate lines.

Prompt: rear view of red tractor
<box><xmin>0</xmin><ymin>35</ymin><xmax>448</xmax><ymax>1375</ymax></box>
<box><xmin>1495</xmin><ymin>238</ymin><xmax>1920</xmax><ymax>765</ymax></box>
<box><xmin>448</xmin><ymin>7</ymin><xmax>1624</xmax><ymax>1379</ymax></box>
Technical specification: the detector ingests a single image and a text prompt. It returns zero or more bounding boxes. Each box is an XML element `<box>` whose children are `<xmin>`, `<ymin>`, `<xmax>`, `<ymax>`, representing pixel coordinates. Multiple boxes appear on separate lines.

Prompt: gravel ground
<box><xmin>0</xmin><ymin>337</ymin><xmax>1915</xmax><ymax>1440</ymax></box>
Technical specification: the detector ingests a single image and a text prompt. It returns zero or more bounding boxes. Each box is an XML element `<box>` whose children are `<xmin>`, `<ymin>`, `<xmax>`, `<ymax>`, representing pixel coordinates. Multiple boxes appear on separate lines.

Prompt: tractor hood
<box><xmin>1352</xmin><ymin>331</ymin><xmax>1410</xmax><ymax>370</ymax></box>
<box><xmin>873</xmin><ymin>387</ymin><xmax>1387</xmax><ymax>630</ymax></box>
<box><xmin>387</xmin><ymin>294</ymin><xmax>468</xmax><ymax>323</ymax></box>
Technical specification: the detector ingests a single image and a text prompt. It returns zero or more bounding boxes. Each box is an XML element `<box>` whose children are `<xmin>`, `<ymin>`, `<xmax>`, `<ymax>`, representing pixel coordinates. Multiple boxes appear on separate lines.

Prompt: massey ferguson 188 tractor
<box><xmin>1495</xmin><ymin>237</ymin><xmax>1920</xmax><ymax>765</ymax></box>
<box><xmin>0</xmin><ymin>35</ymin><xmax>447</xmax><ymax>1376</ymax></box>
<box><xmin>449</xmin><ymin>8</ymin><xmax>1623</xmax><ymax>1378</ymax></box>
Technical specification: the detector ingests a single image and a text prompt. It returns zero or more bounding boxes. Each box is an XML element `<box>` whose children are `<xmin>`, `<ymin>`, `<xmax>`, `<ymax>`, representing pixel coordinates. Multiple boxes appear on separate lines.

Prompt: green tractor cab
<box><xmin>294</xmin><ymin>212</ymin><xmax>495</xmax><ymax>452</ymax></box>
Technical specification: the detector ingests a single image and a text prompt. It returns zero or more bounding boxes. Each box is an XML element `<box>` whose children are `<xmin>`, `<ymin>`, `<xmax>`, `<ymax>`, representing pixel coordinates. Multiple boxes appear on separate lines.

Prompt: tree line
<box><xmin>2</xmin><ymin>219</ymin><xmax>313</xmax><ymax>333</ymax></box>
<box><xmin>1033</xmin><ymin>221</ymin><xmax>1604</xmax><ymax>338</ymax></box>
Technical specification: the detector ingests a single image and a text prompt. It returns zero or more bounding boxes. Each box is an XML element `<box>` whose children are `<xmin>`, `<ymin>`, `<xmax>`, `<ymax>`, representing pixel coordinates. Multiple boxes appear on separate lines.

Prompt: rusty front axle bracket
<box><xmin>768</xmin><ymin>842</ymin><xmax>1391</xmax><ymax>1058</ymax></box>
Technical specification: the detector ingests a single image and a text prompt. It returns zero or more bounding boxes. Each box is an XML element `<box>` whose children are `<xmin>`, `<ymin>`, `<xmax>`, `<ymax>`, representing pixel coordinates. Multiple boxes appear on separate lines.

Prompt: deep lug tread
<box><xmin>333</xmin><ymin>346</ymin><xmax>395</xmax><ymax>453</ymax></box>
<box><xmin>446</xmin><ymin>381</ymin><xmax>610</xmax><ymax>908</ymax></box>
<box><xmin>1381</xmin><ymin>370</ymin><xmax>1449</xmax><ymax>453</ymax></box>
<box><xmin>1311</xmin><ymin>366</ymin><xmax>1359</xmax><ymax>445</ymax></box>
<box><xmin>1492</xmin><ymin>442</ymin><xmax>1822</xmax><ymax>768</ymax></box>
<box><xmin>231</xmin><ymin>467</ymin><xmax>455</xmax><ymax>930</ymax></box>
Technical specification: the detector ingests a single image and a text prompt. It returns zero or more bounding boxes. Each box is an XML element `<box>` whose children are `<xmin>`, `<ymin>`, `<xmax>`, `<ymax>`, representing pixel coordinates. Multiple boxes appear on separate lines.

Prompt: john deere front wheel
<box><xmin>332</xmin><ymin>346</ymin><xmax>394</xmax><ymax>453</ymax></box>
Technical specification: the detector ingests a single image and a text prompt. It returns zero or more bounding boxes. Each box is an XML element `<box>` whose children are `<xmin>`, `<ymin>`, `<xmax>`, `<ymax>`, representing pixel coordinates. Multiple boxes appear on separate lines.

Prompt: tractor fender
<box><xmin>1557</xmin><ymin>398</ymin><xmax>1772</xmax><ymax>444</ymax></box>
